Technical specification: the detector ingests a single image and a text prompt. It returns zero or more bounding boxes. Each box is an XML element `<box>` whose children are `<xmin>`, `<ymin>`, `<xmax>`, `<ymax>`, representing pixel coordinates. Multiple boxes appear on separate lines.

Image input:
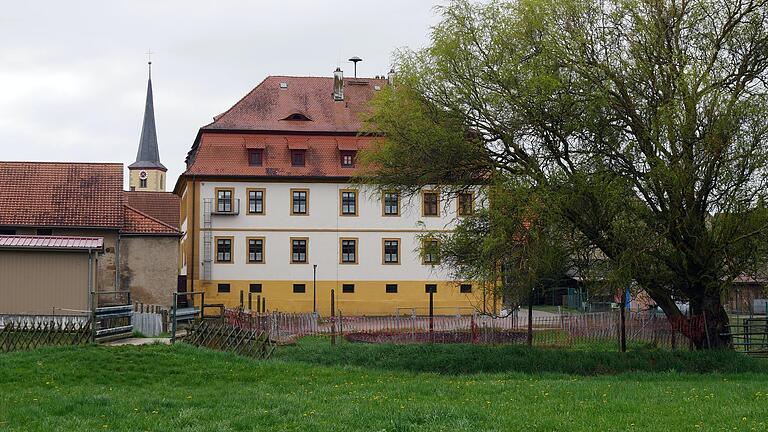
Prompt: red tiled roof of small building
<box><xmin>0</xmin><ymin>235</ymin><xmax>104</xmax><ymax>250</ymax></box>
<box><xmin>121</xmin><ymin>205</ymin><xmax>179</xmax><ymax>235</ymax></box>
<box><xmin>0</xmin><ymin>162</ymin><xmax>124</xmax><ymax>229</ymax></box>
<box><xmin>124</xmin><ymin>191</ymin><xmax>180</xmax><ymax>229</ymax></box>
<box><xmin>182</xmin><ymin>75</ymin><xmax>387</xmax><ymax>179</ymax></box>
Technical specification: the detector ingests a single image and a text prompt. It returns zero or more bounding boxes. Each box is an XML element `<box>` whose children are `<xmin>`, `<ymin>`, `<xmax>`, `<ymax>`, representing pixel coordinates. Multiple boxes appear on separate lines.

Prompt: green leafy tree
<box><xmin>359</xmin><ymin>0</ymin><xmax>768</xmax><ymax>348</ymax></box>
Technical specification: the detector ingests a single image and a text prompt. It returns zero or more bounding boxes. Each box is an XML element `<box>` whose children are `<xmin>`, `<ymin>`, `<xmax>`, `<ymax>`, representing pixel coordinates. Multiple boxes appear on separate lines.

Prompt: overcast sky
<box><xmin>0</xmin><ymin>1</ymin><xmax>440</xmax><ymax>188</ymax></box>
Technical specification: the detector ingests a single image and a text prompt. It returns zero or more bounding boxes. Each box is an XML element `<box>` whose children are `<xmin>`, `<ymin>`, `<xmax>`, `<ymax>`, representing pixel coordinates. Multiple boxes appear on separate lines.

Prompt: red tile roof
<box><xmin>121</xmin><ymin>205</ymin><xmax>180</xmax><ymax>235</ymax></box>
<box><xmin>185</xmin><ymin>133</ymin><xmax>377</xmax><ymax>178</ymax></box>
<box><xmin>0</xmin><ymin>162</ymin><xmax>124</xmax><ymax>229</ymax></box>
<box><xmin>124</xmin><ymin>191</ymin><xmax>180</xmax><ymax>229</ymax></box>
<box><xmin>204</xmin><ymin>76</ymin><xmax>387</xmax><ymax>133</ymax></box>
<box><xmin>0</xmin><ymin>235</ymin><xmax>104</xmax><ymax>251</ymax></box>
<box><xmin>183</xmin><ymin>75</ymin><xmax>388</xmax><ymax>179</ymax></box>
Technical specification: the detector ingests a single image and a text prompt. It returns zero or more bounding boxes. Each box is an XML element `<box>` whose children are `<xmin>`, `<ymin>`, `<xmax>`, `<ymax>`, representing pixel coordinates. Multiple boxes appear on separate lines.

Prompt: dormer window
<box><xmin>340</xmin><ymin>151</ymin><xmax>356</xmax><ymax>167</ymax></box>
<box><xmin>248</xmin><ymin>149</ymin><xmax>263</xmax><ymax>166</ymax></box>
<box><xmin>291</xmin><ymin>150</ymin><xmax>306</xmax><ymax>167</ymax></box>
<box><xmin>281</xmin><ymin>112</ymin><xmax>312</xmax><ymax>121</ymax></box>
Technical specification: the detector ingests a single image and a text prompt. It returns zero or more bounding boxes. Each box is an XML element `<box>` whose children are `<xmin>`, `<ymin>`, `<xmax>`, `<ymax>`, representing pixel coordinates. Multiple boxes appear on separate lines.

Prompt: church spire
<box><xmin>128</xmin><ymin>60</ymin><xmax>166</xmax><ymax>171</ymax></box>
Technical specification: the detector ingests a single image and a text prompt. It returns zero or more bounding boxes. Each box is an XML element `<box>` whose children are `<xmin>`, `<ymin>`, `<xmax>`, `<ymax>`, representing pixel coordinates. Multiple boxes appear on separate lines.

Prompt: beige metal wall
<box><xmin>0</xmin><ymin>250</ymin><xmax>92</xmax><ymax>315</ymax></box>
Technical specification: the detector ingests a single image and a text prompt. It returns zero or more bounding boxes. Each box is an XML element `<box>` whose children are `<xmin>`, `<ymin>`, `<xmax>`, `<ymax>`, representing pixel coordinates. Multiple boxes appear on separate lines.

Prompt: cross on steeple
<box><xmin>146</xmin><ymin>49</ymin><xmax>154</xmax><ymax>78</ymax></box>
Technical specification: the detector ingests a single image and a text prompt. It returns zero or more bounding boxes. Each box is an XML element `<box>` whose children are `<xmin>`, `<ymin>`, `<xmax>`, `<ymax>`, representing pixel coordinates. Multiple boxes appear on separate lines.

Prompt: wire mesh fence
<box><xmin>224</xmin><ymin>308</ymin><xmax>706</xmax><ymax>349</ymax></box>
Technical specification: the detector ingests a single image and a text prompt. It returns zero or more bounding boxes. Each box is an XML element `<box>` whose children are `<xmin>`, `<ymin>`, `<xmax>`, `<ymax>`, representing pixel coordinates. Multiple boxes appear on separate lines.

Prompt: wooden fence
<box><xmin>0</xmin><ymin>317</ymin><xmax>92</xmax><ymax>353</ymax></box>
<box><xmin>184</xmin><ymin>319</ymin><xmax>275</xmax><ymax>359</ymax></box>
<box><xmin>132</xmin><ymin>302</ymin><xmax>170</xmax><ymax>337</ymax></box>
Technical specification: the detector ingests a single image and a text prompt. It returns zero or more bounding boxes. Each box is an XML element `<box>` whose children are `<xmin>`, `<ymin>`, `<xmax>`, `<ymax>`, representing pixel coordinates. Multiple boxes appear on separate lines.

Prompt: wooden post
<box><xmin>331</xmin><ymin>289</ymin><xmax>336</xmax><ymax>346</ymax></box>
<box><xmin>171</xmin><ymin>293</ymin><xmax>178</xmax><ymax>344</ymax></box>
<box><xmin>261</xmin><ymin>297</ymin><xmax>266</xmax><ymax>314</ymax></box>
<box><xmin>527</xmin><ymin>290</ymin><xmax>533</xmax><ymax>347</ymax></box>
<box><xmin>239</xmin><ymin>290</ymin><xmax>244</xmax><ymax>309</ymax></box>
<box><xmin>619</xmin><ymin>292</ymin><xmax>627</xmax><ymax>353</ymax></box>
<box><xmin>256</xmin><ymin>295</ymin><xmax>261</xmax><ymax>313</ymax></box>
<box><xmin>429</xmin><ymin>289</ymin><xmax>434</xmax><ymax>334</ymax></box>
<box><xmin>248</xmin><ymin>292</ymin><xmax>252</xmax><ymax>311</ymax></box>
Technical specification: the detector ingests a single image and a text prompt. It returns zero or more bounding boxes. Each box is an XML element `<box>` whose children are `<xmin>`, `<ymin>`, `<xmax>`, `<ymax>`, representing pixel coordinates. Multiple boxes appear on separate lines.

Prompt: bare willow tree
<box><xmin>359</xmin><ymin>0</ymin><xmax>768</xmax><ymax>349</ymax></box>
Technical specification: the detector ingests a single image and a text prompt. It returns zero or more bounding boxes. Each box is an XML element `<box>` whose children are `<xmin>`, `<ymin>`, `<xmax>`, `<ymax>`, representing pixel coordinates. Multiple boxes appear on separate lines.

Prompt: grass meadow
<box><xmin>0</xmin><ymin>337</ymin><xmax>767</xmax><ymax>431</ymax></box>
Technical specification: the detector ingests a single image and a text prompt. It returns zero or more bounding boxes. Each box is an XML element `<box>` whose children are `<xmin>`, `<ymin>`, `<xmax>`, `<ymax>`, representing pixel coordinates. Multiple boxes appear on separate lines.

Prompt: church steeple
<box><xmin>129</xmin><ymin>60</ymin><xmax>167</xmax><ymax>192</ymax></box>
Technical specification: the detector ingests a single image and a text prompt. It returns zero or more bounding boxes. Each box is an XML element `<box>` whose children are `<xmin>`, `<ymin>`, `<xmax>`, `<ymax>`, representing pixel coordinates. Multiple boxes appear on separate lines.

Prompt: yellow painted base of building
<box><xmin>191</xmin><ymin>279</ymin><xmax>499</xmax><ymax>316</ymax></box>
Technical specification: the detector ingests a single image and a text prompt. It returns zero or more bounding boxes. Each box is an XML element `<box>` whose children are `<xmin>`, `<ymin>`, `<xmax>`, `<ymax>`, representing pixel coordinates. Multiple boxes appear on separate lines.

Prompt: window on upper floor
<box><xmin>291</xmin><ymin>189</ymin><xmax>308</xmax><ymax>215</ymax></box>
<box><xmin>247</xmin><ymin>237</ymin><xmax>265</xmax><ymax>263</ymax></box>
<box><xmin>458</xmin><ymin>192</ymin><xmax>474</xmax><ymax>216</ymax></box>
<box><xmin>215</xmin><ymin>237</ymin><xmax>232</xmax><ymax>263</ymax></box>
<box><xmin>383</xmin><ymin>239</ymin><xmax>400</xmax><ymax>264</ymax></box>
<box><xmin>291</xmin><ymin>238</ymin><xmax>308</xmax><ymax>263</ymax></box>
<box><xmin>383</xmin><ymin>191</ymin><xmax>400</xmax><ymax>216</ymax></box>
<box><xmin>422</xmin><ymin>239</ymin><xmax>440</xmax><ymax>265</ymax></box>
<box><xmin>291</xmin><ymin>150</ymin><xmax>306</xmax><ymax>167</ymax></box>
<box><xmin>340</xmin><ymin>190</ymin><xmax>357</xmax><ymax>216</ymax></box>
<box><xmin>248</xmin><ymin>149</ymin><xmax>263</xmax><ymax>166</ymax></box>
<box><xmin>340</xmin><ymin>238</ymin><xmax>357</xmax><ymax>264</ymax></box>
<box><xmin>423</xmin><ymin>191</ymin><xmax>439</xmax><ymax>217</ymax></box>
<box><xmin>248</xmin><ymin>189</ymin><xmax>265</xmax><ymax>215</ymax></box>
<box><xmin>216</xmin><ymin>188</ymin><xmax>234</xmax><ymax>213</ymax></box>
<box><xmin>340</xmin><ymin>151</ymin><xmax>356</xmax><ymax>167</ymax></box>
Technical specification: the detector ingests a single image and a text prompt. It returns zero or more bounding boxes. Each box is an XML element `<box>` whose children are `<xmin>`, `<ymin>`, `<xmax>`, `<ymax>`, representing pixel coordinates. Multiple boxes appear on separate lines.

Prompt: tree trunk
<box><xmin>643</xmin><ymin>285</ymin><xmax>732</xmax><ymax>350</ymax></box>
<box><xmin>690</xmin><ymin>294</ymin><xmax>732</xmax><ymax>350</ymax></box>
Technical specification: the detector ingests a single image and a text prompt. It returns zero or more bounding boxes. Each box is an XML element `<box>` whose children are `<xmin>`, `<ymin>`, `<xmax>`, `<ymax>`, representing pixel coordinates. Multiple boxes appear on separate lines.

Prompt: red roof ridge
<box><xmin>123</xmin><ymin>205</ymin><xmax>179</xmax><ymax>233</ymax></box>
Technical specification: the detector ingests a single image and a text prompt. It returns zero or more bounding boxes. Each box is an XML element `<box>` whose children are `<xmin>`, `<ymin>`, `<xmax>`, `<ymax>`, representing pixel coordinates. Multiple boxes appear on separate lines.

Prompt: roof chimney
<box><xmin>387</xmin><ymin>68</ymin><xmax>396</xmax><ymax>86</ymax></box>
<box><xmin>333</xmin><ymin>67</ymin><xmax>344</xmax><ymax>101</ymax></box>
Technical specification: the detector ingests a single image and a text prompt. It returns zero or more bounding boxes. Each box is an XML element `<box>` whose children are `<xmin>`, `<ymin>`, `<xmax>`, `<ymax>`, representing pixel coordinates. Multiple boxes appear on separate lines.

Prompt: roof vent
<box><xmin>374</xmin><ymin>85</ymin><xmax>381</xmax><ymax>91</ymax></box>
<box><xmin>279</xmin><ymin>82</ymin><xmax>288</xmax><ymax>89</ymax></box>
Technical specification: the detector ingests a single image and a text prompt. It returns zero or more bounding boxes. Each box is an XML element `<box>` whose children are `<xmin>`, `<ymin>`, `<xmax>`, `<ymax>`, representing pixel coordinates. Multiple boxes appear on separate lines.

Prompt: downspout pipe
<box><xmin>115</xmin><ymin>232</ymin><xmax>120</xmax><ymax>291</ymax></box>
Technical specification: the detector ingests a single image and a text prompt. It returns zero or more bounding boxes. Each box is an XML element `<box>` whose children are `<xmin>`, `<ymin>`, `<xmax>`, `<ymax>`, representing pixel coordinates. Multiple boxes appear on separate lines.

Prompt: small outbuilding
<box><xmin>0</xmin><ymin>235</ymin><xmax>103</xmax><ymax>315</ymax></box>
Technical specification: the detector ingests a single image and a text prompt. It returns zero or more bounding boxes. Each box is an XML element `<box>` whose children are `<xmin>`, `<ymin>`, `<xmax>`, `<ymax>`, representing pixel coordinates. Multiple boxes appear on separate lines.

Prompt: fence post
<box><xmin>527</xmin><ymin>290</ymin><xmax>533</xmax><ymax>347</ymax></box>
<box><xmin>429</xmin><ymin>289</ymin><xmax>434</xmax><ymax>334</ymax></box>
<box><xmin>619</xmin><ymin>296</ymin><xmax>627</xmax><ymax>353</ymax></box>
<box><xmin>171</xmin><ymin>293</ymin><xmax>178</xmax><ymax>344</ymax></box>
<box><xmin>330</xmin><ymin>289</ymin><xmax>336</xmax><ymax>346</ymax></box>
<box><xmin>256</xmin><ymin>295</ymin><xmax>261</xmax><ymax>314</ymax></box>
<box><xmin>239</xmin><ymin>290</ymin><xmax>244</xmax><ymax>310</ymax></box>
<box><xmin>262</xmin><ymin>297</ymin><xmax>266</xmax><ymax>314</ymax></box>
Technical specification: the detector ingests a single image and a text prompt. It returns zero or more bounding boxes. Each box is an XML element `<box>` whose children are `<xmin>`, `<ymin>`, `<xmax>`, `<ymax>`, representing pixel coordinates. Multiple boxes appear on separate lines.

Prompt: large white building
<box><xmin>175</xmin><ymin>70</ymin><xmax>492</xmax><ymax>315</ymax></box>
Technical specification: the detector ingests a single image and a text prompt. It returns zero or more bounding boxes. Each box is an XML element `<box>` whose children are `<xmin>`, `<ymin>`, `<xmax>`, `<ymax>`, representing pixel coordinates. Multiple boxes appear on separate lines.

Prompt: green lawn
<box><xmin>1</xmin><ymin>338</ymin><xmax>767</xmax><ymax>431</ymax></box>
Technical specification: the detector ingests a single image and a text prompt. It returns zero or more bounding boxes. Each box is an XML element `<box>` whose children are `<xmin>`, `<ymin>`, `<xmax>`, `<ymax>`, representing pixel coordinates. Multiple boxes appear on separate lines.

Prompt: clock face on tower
<box><xmin>139</xmin><ymin>170</ymin><xmax>148</xmax><ymax>180</ymax></box>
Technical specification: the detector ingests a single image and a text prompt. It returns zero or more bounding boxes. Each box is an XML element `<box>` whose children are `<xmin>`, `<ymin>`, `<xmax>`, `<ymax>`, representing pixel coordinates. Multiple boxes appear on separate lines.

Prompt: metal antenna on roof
<box><xmin>146</xmin><ymin>49</ymin><xmax>154</xmax><ymax>79</ymax></box>
<box><xmin>348</xmin><ymin>56</ymin><xmax>362</xmax><ymax>78</ymax></box>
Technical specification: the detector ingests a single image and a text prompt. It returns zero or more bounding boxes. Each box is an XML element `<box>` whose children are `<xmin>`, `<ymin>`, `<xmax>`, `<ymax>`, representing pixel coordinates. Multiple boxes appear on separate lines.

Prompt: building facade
<box><xmin>176</xmin><ymin>71</ymin><xmax>491</xmax><ymax>315</ymax></box>
<box><xmin>0</xmin><ymin>64</ymin><xmax>180</xmax><ymax>308</ymax></box>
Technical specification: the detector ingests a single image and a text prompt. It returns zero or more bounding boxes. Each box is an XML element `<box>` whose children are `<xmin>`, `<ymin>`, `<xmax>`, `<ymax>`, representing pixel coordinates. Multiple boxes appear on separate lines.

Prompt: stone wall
<box><xmin>119</xmin><ymin>235</ymin><xmax>179</xmax><ymax>306</ymax></box>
